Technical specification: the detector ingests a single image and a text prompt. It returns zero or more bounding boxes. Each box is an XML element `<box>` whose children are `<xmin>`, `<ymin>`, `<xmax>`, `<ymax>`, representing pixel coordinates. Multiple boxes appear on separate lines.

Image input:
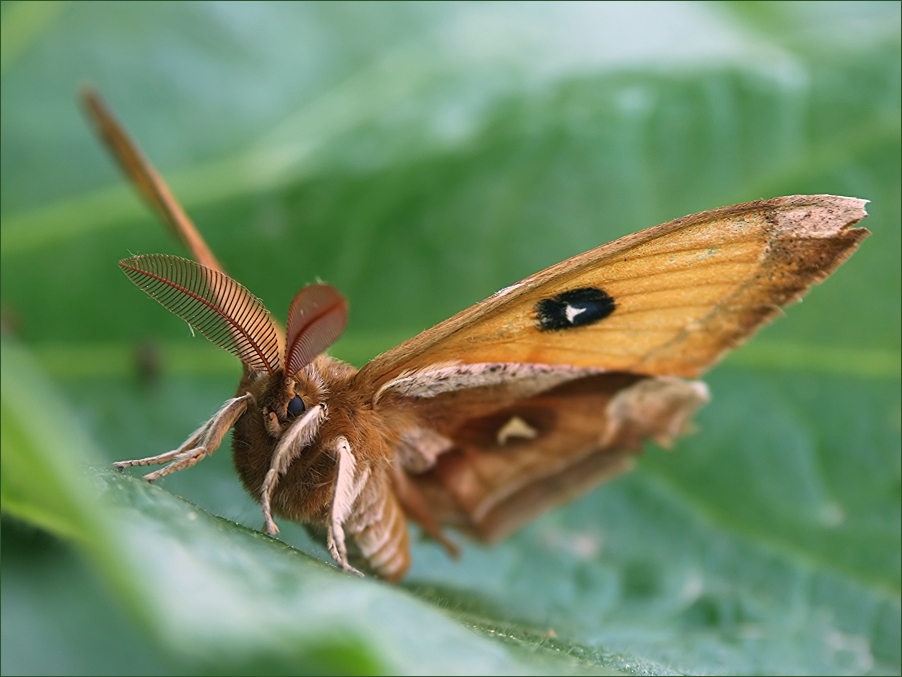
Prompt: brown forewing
<box><xmin>359</xmin><ymin>195</ymin><xmax>867</xmax><ymax>543</ymax></box>
<box><xmin>354</xmin><ymin>195</ymin><xmax>869</xmax><ymax>394</ymax></box>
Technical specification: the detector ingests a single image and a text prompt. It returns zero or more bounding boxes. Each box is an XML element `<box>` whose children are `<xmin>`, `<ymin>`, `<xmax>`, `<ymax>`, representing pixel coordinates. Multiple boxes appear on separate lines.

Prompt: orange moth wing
<box><xmin>357</xmin><ymin>195</ymin><xmax>868</xmax><ymax>390</ymax></box>
<box><xmin>358</xmin><ymin>195</ymin><xmax>868</xmax><ymax>541</ymax></box>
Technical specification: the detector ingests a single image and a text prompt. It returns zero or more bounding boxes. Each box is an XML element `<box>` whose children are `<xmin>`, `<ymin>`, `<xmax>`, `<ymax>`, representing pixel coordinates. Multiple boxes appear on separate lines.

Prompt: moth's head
<box><xmin>260</xmin><ymin>368</ymin><xmax>328</xmax><ymax>438</ymax></box>
<box><xmin>118</xmin><ymin>256</ymin><xmax>348</xmax><ymax>435</ymax></box>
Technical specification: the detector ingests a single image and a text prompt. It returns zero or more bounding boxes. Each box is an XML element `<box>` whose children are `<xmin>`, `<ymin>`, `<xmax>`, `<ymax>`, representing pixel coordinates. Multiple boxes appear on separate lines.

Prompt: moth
<box><xmin>84</xmin><ymin>89</ymin><xmax>869</xmax><ymax>582</ymax></box>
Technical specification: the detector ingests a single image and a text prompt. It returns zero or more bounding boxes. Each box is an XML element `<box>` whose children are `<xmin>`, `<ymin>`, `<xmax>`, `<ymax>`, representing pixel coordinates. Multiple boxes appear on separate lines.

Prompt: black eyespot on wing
<box><xmin>535</xmin><ymin>287</ymin><xmax>615</xmax><ymax>331</ymax></box>
<box><xmin>287</xmin><ymin>395</ymin><xmax>306</xmax><ymax>418</ymax></box>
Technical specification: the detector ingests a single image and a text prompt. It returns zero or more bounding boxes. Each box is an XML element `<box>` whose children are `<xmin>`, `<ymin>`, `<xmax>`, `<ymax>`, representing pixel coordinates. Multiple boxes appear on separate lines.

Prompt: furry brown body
<box><xmin>232</xmin><ymin>356</ymin><xmax>413</xmax><ymax>581</ymax></box>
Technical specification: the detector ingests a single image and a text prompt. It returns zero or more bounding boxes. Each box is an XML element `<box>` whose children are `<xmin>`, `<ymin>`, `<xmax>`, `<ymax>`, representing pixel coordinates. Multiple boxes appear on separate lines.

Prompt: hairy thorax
<box><xmin>230</xmin><ymin>355</ymin><xmax>406</xmax><ymax>528</ymax></box>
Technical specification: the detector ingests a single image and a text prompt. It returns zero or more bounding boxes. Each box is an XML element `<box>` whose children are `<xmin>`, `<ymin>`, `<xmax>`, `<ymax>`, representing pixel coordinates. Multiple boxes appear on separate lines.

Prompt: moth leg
<box><xmin>326</xmin><ymin>437</ymin><xmax>366</xmax><ymax>577</ymax></box>
<box><xmin>114</xmin><ymin>394</ymin><xmax>252</xmax><ymax>481</ymax></box>
<box><xmin>113</xmin><ymin>425</ymin><xmax>205</xmax><ymax>469</ymax></box>
<box><xmin>259</xmin><ymin>404</ymin><xmax>325</xmax><ymax>535</ymax></box>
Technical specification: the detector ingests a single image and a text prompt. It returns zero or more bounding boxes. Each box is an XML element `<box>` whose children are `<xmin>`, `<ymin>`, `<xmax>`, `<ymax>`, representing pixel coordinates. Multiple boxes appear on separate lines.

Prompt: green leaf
<box><xmin>2</xmin><ymin>2</ymin><xmax>899</xmax><ymax>675</ymax></box>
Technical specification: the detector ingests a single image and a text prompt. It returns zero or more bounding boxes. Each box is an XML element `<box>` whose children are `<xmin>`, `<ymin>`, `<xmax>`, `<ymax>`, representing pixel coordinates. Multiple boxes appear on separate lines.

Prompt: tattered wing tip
<box><xmin>771</xmin><ymin>195</ymin><xmax>870</xmax><ymax>239</ymax></box>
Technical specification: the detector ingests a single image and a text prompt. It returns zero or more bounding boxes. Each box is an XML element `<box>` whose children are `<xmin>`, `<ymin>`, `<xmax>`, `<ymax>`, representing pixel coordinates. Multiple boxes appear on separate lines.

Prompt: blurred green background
<box><xmin>2</xmin><ymin>2</ymin><xmax>899</xmax><ymax>675</ymax></box>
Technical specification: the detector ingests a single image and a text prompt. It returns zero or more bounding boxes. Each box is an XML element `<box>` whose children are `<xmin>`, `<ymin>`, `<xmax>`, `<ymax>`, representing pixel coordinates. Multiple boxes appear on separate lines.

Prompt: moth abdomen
<box><xmin>346</xmin><ymin>473</ymin><xmax>411</xmax><ymax>582</ymax></box>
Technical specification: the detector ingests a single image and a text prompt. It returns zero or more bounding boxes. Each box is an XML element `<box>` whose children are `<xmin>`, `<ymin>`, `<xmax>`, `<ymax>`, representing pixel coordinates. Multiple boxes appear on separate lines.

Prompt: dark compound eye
<box><xmin>535</xmin><ymin>287</ymin><xmax>616</xmax><ymax>331</ymax></box>
<box><xmin>287</xmin><ymin>395</ymin><xmax>306</xmax><ymax>418</ymax></box>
